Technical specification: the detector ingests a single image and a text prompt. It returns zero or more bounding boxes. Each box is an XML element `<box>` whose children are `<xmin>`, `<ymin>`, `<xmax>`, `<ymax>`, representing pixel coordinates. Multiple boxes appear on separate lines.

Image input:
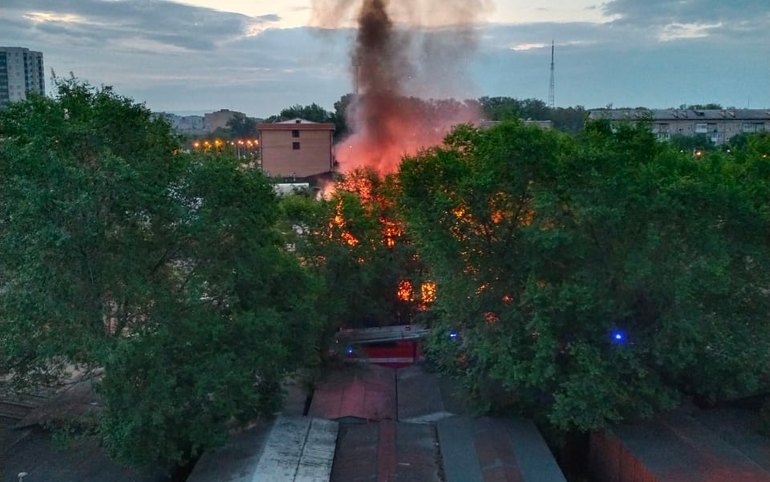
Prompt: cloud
<box><xmin>3</xmin><ymin>0</ymin><xmax>282</xmax><ymax>52</ymax></box>
<box><xmin>658</xmin><ymin>22</ymin><xmax>723</xmax><ymax>42</ymax></box>
<box><xmin>0</xmin><ymin>1</ymin><xmax>768</xmax><ymax>117</ymax></box>
<box><xmin>602</xmin><ymin>0</ymin><xmax>769</xmax><ymax>42</ymax></box>
<box><xmin>510</xmin><ymin>42</ymin><xmax>548</xmax><ymax>51</ymax></box>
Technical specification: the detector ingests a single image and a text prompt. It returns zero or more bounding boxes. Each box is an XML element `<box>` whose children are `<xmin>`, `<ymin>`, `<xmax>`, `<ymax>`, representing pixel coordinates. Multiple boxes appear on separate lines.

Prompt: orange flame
<box><xmin>421</xmin><ymin>281</ymin><xmax>437</xmax><ymax>303</ymax></box>
<box><xmin>381</xmin><ymin>218</ymin><xmax>403</xmax><ymax>248</ymax></box>
<box><xmin>397</xmin><ymin>279</ymin><xmax>414</xmax><ymax>302</ymax></box>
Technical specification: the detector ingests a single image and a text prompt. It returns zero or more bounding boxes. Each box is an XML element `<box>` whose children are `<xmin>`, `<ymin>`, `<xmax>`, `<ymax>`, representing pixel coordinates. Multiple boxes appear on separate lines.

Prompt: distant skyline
<box><xmin>1</xmin><ymin>0</ymin><xmax>768</xmax><ymax>118</ymax></box>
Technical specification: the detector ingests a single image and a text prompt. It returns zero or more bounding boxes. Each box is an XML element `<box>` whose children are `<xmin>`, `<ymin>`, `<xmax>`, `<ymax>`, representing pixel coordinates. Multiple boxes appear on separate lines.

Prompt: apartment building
<box><xmin>588</xmin><ymin>108</ymin><xmax>770</xmax><ymax>145</ymax></box>
<box><xmin>257</xmin><ymin>119</ymin><xmax>335</xmax><ymax>179</ymax></box>
<box><xmin>0</xmin><ymin>47</ymin><xmax>45</xmax><ymax>110</ymax></box>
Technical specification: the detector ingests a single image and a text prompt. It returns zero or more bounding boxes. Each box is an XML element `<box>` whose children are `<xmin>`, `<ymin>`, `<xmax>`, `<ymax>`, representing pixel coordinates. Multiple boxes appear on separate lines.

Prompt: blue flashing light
<box><xmin>611</xmin><ymin>329</ymin><xmax>626</xmax><ymax>344</ymax></box>
<box><xmin>345</xmin><ymin>345</ymin><xmax>354</xmax><ymax>356</ymax></box>
<box><xmin>448</xmin><ymin>330</ymin><xmax>459</xmax><ymax>341</ymax></box>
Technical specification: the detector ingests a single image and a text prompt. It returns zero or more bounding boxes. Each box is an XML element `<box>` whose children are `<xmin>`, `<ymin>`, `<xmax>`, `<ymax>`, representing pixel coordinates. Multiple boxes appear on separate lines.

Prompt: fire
<box><xmin>311</xmin><ymin>0</ymin><xmax>485</xmax><ymax>177</ymax></box>
<box><xmin>397</xmin><ymin>279</ymin><xmax>414</xmax><ymax>302</ymax></box>
<box><xmin>381</xmin><ymin>218</ymin><xmax>402</xmax><ymax>248</ymax></box>
<box><xmin>421</xmin><ymin>281</ymin><xmax>437</xmax><ymax>303</ymax></box>
<box><xmin>341</xmin><ymin>231</ymin><xmax>360</xmax><ymax>246</ymax></box>
<box><xmin>329</xmin><ymin>200</ymin><xmax>359</xmax><ymax>246</ymax></box>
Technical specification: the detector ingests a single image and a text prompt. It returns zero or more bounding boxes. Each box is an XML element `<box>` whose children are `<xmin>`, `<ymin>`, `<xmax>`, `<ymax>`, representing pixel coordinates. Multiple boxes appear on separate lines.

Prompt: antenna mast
<box><xmin>548</xmin><ymin>40</ymin><xmax>555</xmax><ymax>109</ymax></box>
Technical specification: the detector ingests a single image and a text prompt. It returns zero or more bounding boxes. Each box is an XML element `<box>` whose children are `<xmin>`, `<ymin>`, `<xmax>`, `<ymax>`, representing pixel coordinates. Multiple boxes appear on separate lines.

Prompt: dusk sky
<box><xmin>2</xmin><ymin>0</ymin><xmax>768</xmax><ymax>118</ymax></box>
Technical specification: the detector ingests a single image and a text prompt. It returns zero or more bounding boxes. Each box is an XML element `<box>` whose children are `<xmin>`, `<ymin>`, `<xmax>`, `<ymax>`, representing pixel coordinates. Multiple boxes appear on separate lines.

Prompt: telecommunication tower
<box><xmin>548</xmin><ymin>40</ymin><xmax>555</xmax><ymax>108</ymax></box>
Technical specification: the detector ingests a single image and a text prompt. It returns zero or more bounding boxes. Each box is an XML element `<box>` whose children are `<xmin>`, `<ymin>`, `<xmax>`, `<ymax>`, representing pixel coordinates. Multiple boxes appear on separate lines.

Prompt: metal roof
<box><xmin>307</xmin><ymin>364</ymin><xmax>396</xmax><ymax>422</ymax></box>
<box><xmin>334</xmin><ymin>324</ymin><xmax>429</xmax><ymax>345</ymax></box>
<box><xmin>594</xmin><ymin>410</ymin><xmax>770</xmax><ymax>482</ymax></box>
<box><xmin>588</xmin><ymin>108</ymin><xmax>770</xmax><ymax>121</ymax></box>
<box><xmin>438</xmin><ymin>416</ymin><xmax>568</xmax><ymax>482</ymax></box>
<box><xmin>187</xmin><ymin>416</ymin><xmax>338</xmax><ymax>482</ymax></box>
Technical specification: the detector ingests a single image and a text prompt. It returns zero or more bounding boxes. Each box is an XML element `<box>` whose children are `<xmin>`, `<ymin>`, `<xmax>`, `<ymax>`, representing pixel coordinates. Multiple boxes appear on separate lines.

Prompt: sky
<box><xmin>1</xmin><ymin>0</ymin><xmax>768</xmax><ymax>118</ymax></box>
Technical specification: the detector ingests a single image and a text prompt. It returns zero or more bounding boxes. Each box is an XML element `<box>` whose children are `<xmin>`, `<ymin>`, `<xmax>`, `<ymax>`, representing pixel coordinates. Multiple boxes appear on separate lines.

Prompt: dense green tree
<box><xmin>332</xmin><ymin>93</ymin><xmax>354</xmax><ymax>141</ymax></box>
<box><xmin>478</xmin><ymin>96</ymin><xmax>586</xmax><ymax>133</ymax></box>
<box><xmin>266</xmin><ymin>103</ymin><xmax>333</xmax><ymax>124</ymax></box>
<box><xmin>399</xmin><ymin>120</ymin><xmax>770</xmax><ymax>431</ymax></box>
<box><xmin>0</xmin><ymin>79</ymin><xmax>321</xmax><ymax>472</ymax></box>
<box><xmin>668</xmin><ymin>133</ymin><xmax>716</xmax><ymax>152</ymax></box>
<box><xmin>282</xmin><ymin>170</ymin><xmax>430</xmax><ymax>331</ymax></box>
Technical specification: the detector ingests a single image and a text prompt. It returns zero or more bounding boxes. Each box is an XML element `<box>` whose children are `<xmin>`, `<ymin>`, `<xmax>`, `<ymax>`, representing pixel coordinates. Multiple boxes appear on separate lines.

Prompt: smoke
<box><xmin>312</xmin><ymin>0</ymin><xmax>491</xmax><ymax>174</ymax></box>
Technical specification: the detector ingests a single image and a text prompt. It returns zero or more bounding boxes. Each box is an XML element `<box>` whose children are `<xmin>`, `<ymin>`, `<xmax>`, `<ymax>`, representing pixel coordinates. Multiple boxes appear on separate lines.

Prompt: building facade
<box><xmin>204</xmin><ymin>109</ymin><xmax>242</xmax><ymax>132</ymax></box>
<box><xmin>257</xmin><ymin>119</ymin><xmax>335</xmax><ymax>179</ymax></box>
<box><xmin>0</xmin><ymin>47</ymin><xmax>45</xmax><ymax>110</ymax></box>
<box><xmin>588</xmin><ymin>108</ymin><xmax>770</xmax><ymax>146</ymax></box>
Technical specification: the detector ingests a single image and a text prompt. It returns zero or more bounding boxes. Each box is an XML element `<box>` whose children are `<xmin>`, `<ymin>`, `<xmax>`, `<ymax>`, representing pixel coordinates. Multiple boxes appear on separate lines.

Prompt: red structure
<box><xmin>335</xmin><ymin>325</ymin><xmax>428</xmax><ymax>367</ymax></box>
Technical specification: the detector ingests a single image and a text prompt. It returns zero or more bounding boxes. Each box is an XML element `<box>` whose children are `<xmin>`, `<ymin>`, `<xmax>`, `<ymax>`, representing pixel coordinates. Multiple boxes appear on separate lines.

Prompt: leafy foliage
<box><xmin>0</xmin><ymin>79</ymin><xmax>321</xmax><ymax>471</ymax></box>
<box><xmin>399</xmin><ymin>120</ymin><xmax>770</xmax><ymax>431</ymax></box>
<box><xmin>281</xmin><ymin>170</ymin><xmax>430</xmax><ymax>331</ymax></box>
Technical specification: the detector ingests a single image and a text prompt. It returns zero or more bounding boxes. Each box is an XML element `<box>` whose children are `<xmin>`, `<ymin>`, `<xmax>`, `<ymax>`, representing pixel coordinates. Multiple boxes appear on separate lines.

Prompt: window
<box><xmin>694</xmin><ymin>123</ymin><xmax>708</xmax><ymax>134</ymax></box>
<box><xmin>292</xmin><ymin>142</ymin><xmax>300</xmax><ymax>150</ymax></box>
<box><xmin>743</xmin><ymin>123</ymin><xmax>764</xmax><ymax>133</ymax></box>
<box><xmin>292</xmin><ymin>129</ymin><xmax>300</xmax><ymax>138</ymax></box>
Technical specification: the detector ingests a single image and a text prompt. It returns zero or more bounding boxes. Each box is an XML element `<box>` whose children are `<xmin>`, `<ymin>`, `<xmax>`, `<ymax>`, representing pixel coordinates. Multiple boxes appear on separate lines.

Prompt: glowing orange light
<box><xmin>381</xmin><ymin>218</ymin><xmax>402</xmax><ymax>248</ymax></box>
<box><xmin>397</xmin><ymin>279</ymin><xmax>414</xmax><ymax>302</ymax></box>
<box><xmin>341</xmin><ymin>231</ymin><xmax>359</xmax><ymax>246</ymax></box>
<box><xmin>421</xmin><ymin>281</ymin><xmax>437</xmax><ymax>303</ymax></box>
<box><xmin>483</xmin><ymin>312</ymin><xmax>499</xmax><ymax>324</ymax></box>
<box><xmin>502</xmin><ymin>294</ymin><xmax>513</xmax><ymax>305</ymax></box>
<box><xmin>475</xmin><ymin>283</ymin><xmax>489</xmax><ymax>295</ymax></box>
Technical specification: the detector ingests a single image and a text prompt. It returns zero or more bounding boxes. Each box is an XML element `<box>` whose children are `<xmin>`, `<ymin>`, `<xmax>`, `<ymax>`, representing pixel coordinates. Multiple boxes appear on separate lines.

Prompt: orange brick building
<box><xmin>257</xmin><ymin>119</ymin><xmax>335</xmax><ymax>179</ymax></box>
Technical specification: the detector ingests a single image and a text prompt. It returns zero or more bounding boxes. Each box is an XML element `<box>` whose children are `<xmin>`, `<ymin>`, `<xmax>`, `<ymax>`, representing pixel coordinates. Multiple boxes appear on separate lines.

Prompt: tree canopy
<box><xmin>398</xmin><ymin>120</ymin><xmax>770</xmax><ymax>431</ymax></box>
<box><xmin>0</xmin><ymin>79</ymin><xmax>321</xmax><ymax>472</ymax></box>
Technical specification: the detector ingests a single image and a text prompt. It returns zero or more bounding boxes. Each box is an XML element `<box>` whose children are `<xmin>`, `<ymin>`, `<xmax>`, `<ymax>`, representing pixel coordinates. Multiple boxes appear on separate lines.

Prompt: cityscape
<box><xmin>2</xmin><ymin>1</ymin><xmax>770</xmax><ymax>482</ymax></box>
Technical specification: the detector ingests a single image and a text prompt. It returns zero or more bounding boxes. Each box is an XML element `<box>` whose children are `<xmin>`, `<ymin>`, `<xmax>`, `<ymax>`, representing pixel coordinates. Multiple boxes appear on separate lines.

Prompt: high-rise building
<box><xmin>0</xmin><ymin>47</ymin><xmax>45</xmax><ymax>110</ymax></box>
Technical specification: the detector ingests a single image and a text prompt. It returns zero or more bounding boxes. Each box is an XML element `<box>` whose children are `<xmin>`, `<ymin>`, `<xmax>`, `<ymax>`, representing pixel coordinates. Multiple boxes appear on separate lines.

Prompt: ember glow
<box><xmin>381</xmin><ymin>218</ymin><xmax>403</xmax><ymax>248</ymax></box>
<box><xmin>421</xmin><ymin>281</ymin><xmax>437</xmax><ymax>303</ymax></box>
<box><xmin>397</xmin><ymin>279</ymin><xmax>414</xmax><ymax>301</ymax></box>
<box><xmin>329</xmin><ymin>201</ymin><xmax>360</xmax><ymax>246</ymax></box>
<box><xmin>312</xmin><ymin>0</ymin><xmax>488</xmax><ymax>175</ymax></box>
